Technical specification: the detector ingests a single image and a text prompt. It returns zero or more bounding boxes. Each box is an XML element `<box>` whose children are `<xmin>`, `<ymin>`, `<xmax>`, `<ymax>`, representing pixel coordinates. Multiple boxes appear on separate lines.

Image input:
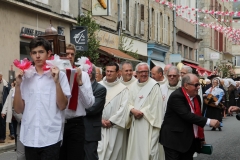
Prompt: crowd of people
<box><xmin>0</xmin><ymin>37</ymin><xmax>239</xmax><ymax>160</ymax></box>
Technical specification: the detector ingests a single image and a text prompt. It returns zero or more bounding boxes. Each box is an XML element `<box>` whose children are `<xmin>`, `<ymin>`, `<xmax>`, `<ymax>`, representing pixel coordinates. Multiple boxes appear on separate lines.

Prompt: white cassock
<box><xmin>98</xmin><ymin>78</ymin><xmax>129</xmax><ymax>160</ymax></box>
<box><xmin>126</xmin><ymin>78</ymin><xmax>164</xmax><ymax>160</ymax></box>
<box><xmin>158</xmin><ymin>76</ymin><xmax>168</xmax><ymax>86</ymax></box>
<box><xmin>120</xmin><ymin>76</ymin><xmax>137</xmax><ymax>87</ymax></box>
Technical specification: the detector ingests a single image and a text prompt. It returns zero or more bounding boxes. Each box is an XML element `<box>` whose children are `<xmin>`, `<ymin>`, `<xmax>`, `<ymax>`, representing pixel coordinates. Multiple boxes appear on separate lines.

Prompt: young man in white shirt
<box><xmin>60</xmin><ymin>44</ymin><xmax>95</xmax><ymax>160</ymax></box>
<box><xmin>14</xmin><ymin>37</ymin><xmax>71</xmax><ymax>160</ymax></box>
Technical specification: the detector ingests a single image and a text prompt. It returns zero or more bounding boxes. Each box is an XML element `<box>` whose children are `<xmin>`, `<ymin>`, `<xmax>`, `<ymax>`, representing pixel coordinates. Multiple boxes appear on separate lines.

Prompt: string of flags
<box><xmin>156</xmin><ymin>0</ymin><xmax>240</xmax><ymax>44</ymax></box>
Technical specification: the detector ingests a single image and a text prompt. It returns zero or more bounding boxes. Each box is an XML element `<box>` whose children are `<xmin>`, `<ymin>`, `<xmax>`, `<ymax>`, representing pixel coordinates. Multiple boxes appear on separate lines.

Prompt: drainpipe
<box><xmin>173</xmin><ymin>0</ymin><xmax>176</xmax><ymax>54</ymax></box>
<box><xmin>196</xmin><ymin>0</ymin><xmax>199</xmax><ymax>63</ymax></box>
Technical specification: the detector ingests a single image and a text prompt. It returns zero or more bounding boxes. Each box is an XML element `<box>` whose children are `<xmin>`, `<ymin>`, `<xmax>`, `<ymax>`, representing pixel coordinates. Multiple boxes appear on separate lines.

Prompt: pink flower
<box><xmin>13</xmin><ymin>58</ymin><xmax>31</xmax><ymax>71</ymax></box>
<box><xmin>139</xmin><ymin>95</ymin><xmax>143</xmax><ymax>99</ymax></box>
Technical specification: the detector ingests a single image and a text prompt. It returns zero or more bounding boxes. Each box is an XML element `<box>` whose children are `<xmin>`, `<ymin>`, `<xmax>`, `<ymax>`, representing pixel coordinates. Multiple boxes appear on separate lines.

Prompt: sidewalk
<box><xmin>0</xmin><ymin>124</ymin><xmax>15</xmax><ymax>154</ymax></box>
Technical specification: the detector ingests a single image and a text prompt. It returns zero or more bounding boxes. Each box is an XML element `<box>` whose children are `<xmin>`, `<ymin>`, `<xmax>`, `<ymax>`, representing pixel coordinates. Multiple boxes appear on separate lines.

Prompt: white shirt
<box><xmin>20</xmin><ymin>70</ymin><xmax>71</xmax><ymax>147</ymax></box>
<box><xmin>64</xmin><ymin>71</ymin><xmax>94</xmax><ymax>119</ymax></box>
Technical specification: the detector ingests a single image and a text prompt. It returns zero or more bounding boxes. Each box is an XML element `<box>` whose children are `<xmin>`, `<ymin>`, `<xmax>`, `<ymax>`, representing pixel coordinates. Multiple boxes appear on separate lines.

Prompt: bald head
<box><xmin>164</xmin><ymin>64</ymin><xmax>172</xmax><ymax>75</ymax></box>
<box><xmin>151</xmin><ymin>66</ymin><xmax>164</xmax><ymax>81</ymax></box>
<box><xmin>182</xmin><ymin>73</ymin><xmax>200</xmax><ymax>97</ymax></box>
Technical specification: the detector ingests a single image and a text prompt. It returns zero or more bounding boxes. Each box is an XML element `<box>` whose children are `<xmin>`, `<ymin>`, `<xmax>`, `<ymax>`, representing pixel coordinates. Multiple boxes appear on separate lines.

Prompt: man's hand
<box><xmin>228</xmin><ymin>106</ymin><xmax>240</xmax><ymax>113</ymax></box>
<box><xmin>1</xmin><ymin>114</ymin><xmax>5</xmax><ymax>119</ymax></box>
<box><xmin>105</xmin><ymin>120</ymin><xmax>112</xmax><ymax>128</ymax></box>
<box><xmin>131</xmin><ymin>108</ymin><xmax>144</xmax><ymax>119</ymax></box>
<box><xmin>51</xmin><ymin>66</ymin><xmax>60</xmax><ymax>83</ymax></box>
<box><xmin>209</xmin><ymin>119</ymin><xmax>220</xmax><ymax>128</ymax></box>
<box><xmin>16</xmin><ymin>70</ymin><xmax>24</xmax><ymax>86</ymax></box>
<box><xmin>214</xmin><ymin>101</ymin><xmax>219</xmax><ymax>106</ymax></box>
<box><xmin>102</xmin><ymin>119</ymin><xmax>107</xmax><ymax>128</ymax></box>
<box><xmin>76</xmin><ymin>68</ymin><xmax>83</xmax><ymax>86</ymax></box>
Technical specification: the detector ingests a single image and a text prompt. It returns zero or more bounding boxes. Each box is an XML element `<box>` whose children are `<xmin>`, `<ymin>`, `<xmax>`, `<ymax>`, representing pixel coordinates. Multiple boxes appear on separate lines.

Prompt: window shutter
<box><xmin>165</xmin><ymin>15</ymin><xmax>169</xmax><ymax>45</ymax></box>
<box><xmin>154</xmin><ymin>11</ymin><xmax>158</xmax><ymax>41</ymax></box>
<box><xmin>149</xmin><ymin>8</ymin><xmax>152</xmax><ymax>39</ymax></box>
<box><xmin>134</xmin><ymin>2</ymin><xmax>138</xmax><ymax>34</ymax></box>
<box><xmin>157</xmin><ymin>12</ymin><xmax>161</xmax><ymax>42</ymax></box>
<box><xmin>122</xmin><ymin>0</ymin><xmax>126</xmax><ymax>30</ymax></box>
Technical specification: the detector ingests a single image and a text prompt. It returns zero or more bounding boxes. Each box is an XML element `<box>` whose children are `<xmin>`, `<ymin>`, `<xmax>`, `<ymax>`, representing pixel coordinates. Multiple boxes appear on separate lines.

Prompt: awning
<box><xmin>98</xmin><ymin>46</ymin><xmax>140</xmax><ymax>62</ymax></box>
<box><xmin>151</xmin><ymin>60</ymin><xmax>165</xmax><ymax>69</ymax></box>
<box><xmin>183</xmin><ymin>62</ymin><xmax>212</xmax><ymax>76</ymax></box>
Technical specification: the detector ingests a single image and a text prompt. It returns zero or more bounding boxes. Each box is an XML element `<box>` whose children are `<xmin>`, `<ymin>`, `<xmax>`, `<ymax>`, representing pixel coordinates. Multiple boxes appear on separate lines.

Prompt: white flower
<box><xmin>24</xmin><ymin>65</ymin><xmax>35</xmax><ymax>78</ymax></box>
<box><xmin>46</xmin><ymin>54</ymin><xmax>64</xmax><ymax>69</ymax></box>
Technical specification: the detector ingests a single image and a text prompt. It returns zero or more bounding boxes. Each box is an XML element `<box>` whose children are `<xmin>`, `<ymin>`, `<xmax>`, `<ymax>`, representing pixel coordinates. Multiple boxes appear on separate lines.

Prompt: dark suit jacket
<box><xmin>84</xmin><ymin>80</ymin><xmax>106</xmax><ymax>142</ymax></box>
<box><xmin>160</xmin><ymin>88</ymin><xmax>207</xmax><ymax>153</ymax></box>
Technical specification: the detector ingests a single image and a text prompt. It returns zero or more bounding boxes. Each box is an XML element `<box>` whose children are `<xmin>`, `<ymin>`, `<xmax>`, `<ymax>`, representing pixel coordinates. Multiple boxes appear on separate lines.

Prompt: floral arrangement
<box><xmin>75</xmin><ymin>57</ymin><xmax>93</xmax><ymax>74</ymax></box>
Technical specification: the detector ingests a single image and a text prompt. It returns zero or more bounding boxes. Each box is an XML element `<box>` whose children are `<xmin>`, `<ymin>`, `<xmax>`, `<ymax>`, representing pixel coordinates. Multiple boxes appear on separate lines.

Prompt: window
<box><xmin>141</xmin><ymin>5</ymin><xmax>144</xmax><ymax>20</ymax></box>
<box><xmin>189</xmin><ymin>48</ymin><xmax>193</xmax><ymax>60</ymax></box>
<box><xmin>214</xmin><ymin>30</ymin><xmax>218</xmax><ymax>51</ymax></box>
<box><xmin>61</xmin><ymin>0</ymin><xmax>69</xmax><ymax>12</ymax></box>
<box><xmin>235</xmin><ymin>56</ymin><xmax>240</xmax><ymax>66</ymax></box>
<box><xmin>184</xmin><ymin>45</ymin><xmax>188</xmax><ymax>59</ymax></box>
<box><xmin>36</xmin><ymin>0</ymin><xmax>48</xmax><ymax>4</ymax></box>
<box><xmin>177</xmin><ymin>43</ymin><xmax>182</xmax><ymax>55</ymax></box>
<box><xmin>126</xmin><ymin>0</ymin><xmax>130</xmax><ymax>31</ymax></box>
<box><xmin>219</xmin><ymin>32</ymin><xmax>223</xmax><ymax>52</ymax></box>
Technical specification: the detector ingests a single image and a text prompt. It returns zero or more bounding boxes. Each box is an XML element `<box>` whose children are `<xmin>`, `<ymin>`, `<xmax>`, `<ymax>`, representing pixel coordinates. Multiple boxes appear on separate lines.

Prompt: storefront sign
<box><xmin>70</xmin><ymin>26</ymin><xmax>88</xmax><ymax>51</ymax></box>
<box><xmin>97</xmin><ymin>30</ymin><xmax>119</xmax><ymax>49</ymax></box>
<box><xmin>20</xmin><ymin>27</ymin><xmax>44</xmax><ymax>38</ymax></box>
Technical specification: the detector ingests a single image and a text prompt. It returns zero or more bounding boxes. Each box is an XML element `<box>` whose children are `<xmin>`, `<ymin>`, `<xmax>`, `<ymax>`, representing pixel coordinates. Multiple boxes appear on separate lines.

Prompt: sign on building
<box><xmin>210</xmin><ymin>52</ymin><xmax>220</xmax><ymax>60</ymax></box>
<box><xmin>92</xmin><ymin>0</ymin><xmax>110</xmax><ymax>16</ymax></box>
<box><xmin>70</xmin><ymin>26</ymin><xmax>88</xmax><ymax>51</ymax></box>
<box><xmin>199</xmin><ymin>54</ymin><xmax>204</xmax><ymax>61</ymax></box>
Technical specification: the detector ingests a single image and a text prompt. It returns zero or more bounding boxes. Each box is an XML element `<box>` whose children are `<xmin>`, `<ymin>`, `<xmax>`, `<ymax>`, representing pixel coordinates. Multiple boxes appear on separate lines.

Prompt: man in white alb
<box><xmin>97</xmin><ymin>62</ymin><xmax>129</xmax><ymax>160</ymax></box>
<box><xmin>126</xmin><ymin>62</ymin><xmax>163</xmax><ymax>160</ymax></box>
<box><xmin>151</xmin><ymin>66</ymin><xmax>168</xmax><ymax>85</ymax></box>
<box><xmin>119</xmin><ymin>61</ymin><xmax>136</xmax><ymax>87</ymax></box>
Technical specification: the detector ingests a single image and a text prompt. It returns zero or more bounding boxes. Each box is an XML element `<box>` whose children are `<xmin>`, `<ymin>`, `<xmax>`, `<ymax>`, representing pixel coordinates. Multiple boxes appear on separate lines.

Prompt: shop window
<box><xmin>20</xmin><ymin>42</ymin><xmax>31</xmax><ymax>60</ymax></box>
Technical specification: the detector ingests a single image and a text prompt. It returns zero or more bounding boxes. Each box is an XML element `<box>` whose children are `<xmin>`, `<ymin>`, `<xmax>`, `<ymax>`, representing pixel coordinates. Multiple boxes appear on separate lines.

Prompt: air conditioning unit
<box><xmin>140</xmin><ymin>21</ymin><xmax>144</xmax><ymax>35</ymax></box>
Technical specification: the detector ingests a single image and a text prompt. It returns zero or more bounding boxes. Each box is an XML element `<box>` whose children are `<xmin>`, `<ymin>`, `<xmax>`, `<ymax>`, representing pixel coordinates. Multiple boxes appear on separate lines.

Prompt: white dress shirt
<box><xmin>20</xmin><ymin>70</ymin><xmax>71</xmax><ymax>147</ymax></box>
<box><xmin>64</xmin><ymin>71</ymin><xmax>95</xmax><ymax>119</ymax></box>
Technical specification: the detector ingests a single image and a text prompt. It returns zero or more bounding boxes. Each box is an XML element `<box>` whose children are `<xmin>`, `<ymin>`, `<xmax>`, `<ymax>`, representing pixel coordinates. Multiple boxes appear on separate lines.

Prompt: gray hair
<box><xmin>119</xmin><ymin>61</ymin><xmax>133</xmax><ymax>70</ymax></box>
<box><xmin>181</xmin><ymin>74</ymin><xmax>192</xmax><ymax>87</ymax></box>
<box><xmin>166</xmin><ymin>66</ymin><xmax>179</xmax><ymax>75</ymax></box>
<box><xmin>91</xmin><ymin>64</ymin><xmax>96</xmax><ymax>81</ymax></box>
<box><xmin>182</xmin><ymin>65</ymin><xmax>192</xmax><ymax>73</ymax></box>
<box><xmin>96</xmin><ymin>67</ymin><xmax>102</xmax><ymax>75</ymax></box>
<box><xmin>135</xmin><ymin>62</ymin><xmax>149</xmax><ymax>72</ymax></box>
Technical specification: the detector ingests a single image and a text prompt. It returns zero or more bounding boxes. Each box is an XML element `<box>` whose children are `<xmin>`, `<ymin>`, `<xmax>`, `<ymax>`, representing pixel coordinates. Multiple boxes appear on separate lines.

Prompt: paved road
<box><xmin>195</xmin><ymin>114</ymin><xmax>240</xmax><ymax>160</ymax></box>
<box><xmin>0</xmin><ymin>115</ymin><xmax>240</xmax><ymax>160</ymax></box>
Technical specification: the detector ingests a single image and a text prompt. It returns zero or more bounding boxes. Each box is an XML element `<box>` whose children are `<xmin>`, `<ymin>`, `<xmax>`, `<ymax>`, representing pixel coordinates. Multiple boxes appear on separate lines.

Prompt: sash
<box><xmin>100</xmin><ymin>81</ymin><xmax>127</xmax><ymax>107</ymax></box>
<box><xmin>134</xmin><ymin>78</ymin><xmax>158</xmax><ymax>109</ymax></box>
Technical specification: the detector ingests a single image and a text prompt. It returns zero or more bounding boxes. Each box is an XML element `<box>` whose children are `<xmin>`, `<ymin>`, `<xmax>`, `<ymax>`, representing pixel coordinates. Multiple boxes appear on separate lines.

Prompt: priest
<box><xmin>119</xmin><ymin>61</ymin><xmax>136</xmax><ymax>87</ymax></box>
<box><xmin>97</xmin><ymin>62</ymin><xmax>129</xmax><ymax>160</ymax></box>
<box><xmin>126</xmin><ymin>62</ymin><xmax>163</xmax><ymax>160</ymax></box>
<box><xmin>151</xmin><ymin>66</ymin><xmax>168</xmax><ymax>85</ymax></box>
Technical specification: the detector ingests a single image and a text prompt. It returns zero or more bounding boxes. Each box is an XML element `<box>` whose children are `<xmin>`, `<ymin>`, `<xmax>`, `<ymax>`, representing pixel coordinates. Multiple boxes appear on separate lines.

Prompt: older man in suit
<box><xmin>160</xmin><ymin>74</ymin><xmax>220</xmax><ymax>160</ymax></box>
<box><xmin>84</xmin><ymin>65</ymin><xmax>107</xmax><ymax>160</ymax></box>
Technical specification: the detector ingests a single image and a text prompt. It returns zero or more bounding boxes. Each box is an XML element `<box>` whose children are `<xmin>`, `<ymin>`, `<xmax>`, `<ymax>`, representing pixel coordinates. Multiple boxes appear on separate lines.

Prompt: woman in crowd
<box><xmin>204</xmin><ymin>78</ymin><xmax>225</xmax><ymax>131</ymax></box>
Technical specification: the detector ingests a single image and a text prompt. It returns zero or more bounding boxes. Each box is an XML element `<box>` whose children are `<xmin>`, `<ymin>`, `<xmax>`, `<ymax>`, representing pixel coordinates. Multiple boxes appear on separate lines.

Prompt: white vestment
<box><xmin>158</xmin><ymin>76</ymin><xmax>168</xmax><ymax>86</ymax></box>
<box><xmin>120</xmin><ymin>76</ymin><xmax>137</xmax><ymax>87</ymax></box>
<box><xmin>126</xmin><ymin>78</ymin><xmax>164</xmax><ymax>160</ymax></box>
<box><xmin>98</xmin><ymin>78</ymin><xmax>129</xmax><ymax>160</ymax></box>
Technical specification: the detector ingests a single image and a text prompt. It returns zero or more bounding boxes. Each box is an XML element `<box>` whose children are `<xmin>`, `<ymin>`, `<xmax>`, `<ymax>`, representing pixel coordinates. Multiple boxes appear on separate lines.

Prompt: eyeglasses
<box><xmin>137</xmin><ymin>71</ymin><xmax>149</xmax><ymax>74</ymax></box>
<box><xmin>167</xmin><ymin>75</ymin><xmax>178</xmax><ymax>78</ymax></box>
<box><xmin>187</xmin><ymin>83</ymin><xmax>200</xmax><ymax>87</ymax></box>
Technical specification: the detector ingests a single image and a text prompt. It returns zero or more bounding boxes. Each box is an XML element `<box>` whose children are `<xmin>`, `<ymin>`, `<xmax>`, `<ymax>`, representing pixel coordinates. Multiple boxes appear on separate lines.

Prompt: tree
<box><xmin>215</xmin><ymin>63</ymin><xmax>235</xmax><ymax>78</ymax></box>
<box><xmin>76</xmin><ymin>12</ymin><xmax>100</xmax><ymax>64</ymax></box>
<box><xmin>119</xmin><ymin>34</ymin><xmax>139</xmax><ymax>59</ymax></box>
